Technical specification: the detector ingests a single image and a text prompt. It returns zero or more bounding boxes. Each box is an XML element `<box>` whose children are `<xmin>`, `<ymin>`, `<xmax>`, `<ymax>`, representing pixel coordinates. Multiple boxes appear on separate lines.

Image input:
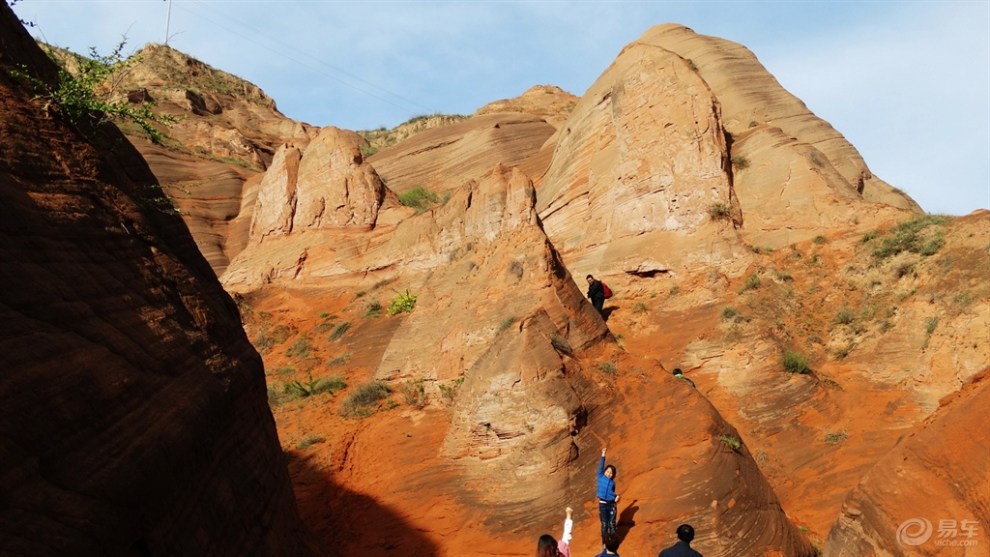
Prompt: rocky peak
<box><xmin>251</xmin><ymin>126</ymin><xmax>398</xmax><ymax>241</ymax></box>
<box><xmin>536</xmin><ymin>24</ymin><xmax>921</xmax><ymax>281</ymax></box>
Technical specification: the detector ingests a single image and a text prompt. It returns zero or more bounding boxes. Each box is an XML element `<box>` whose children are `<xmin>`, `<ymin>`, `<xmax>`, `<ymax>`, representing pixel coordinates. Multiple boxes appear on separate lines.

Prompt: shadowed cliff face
<box><xmin>0</xmin><ymin>4</ymin><xmax>312</xmax><ymax>555</ymax></box>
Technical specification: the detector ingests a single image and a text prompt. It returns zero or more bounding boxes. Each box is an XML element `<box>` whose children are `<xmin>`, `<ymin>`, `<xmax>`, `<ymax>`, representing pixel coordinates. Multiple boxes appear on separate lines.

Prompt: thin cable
<box><xmin>180</xmin><ymin>0</ymin><xmax>434</xmax><ymax>114</ymax></box>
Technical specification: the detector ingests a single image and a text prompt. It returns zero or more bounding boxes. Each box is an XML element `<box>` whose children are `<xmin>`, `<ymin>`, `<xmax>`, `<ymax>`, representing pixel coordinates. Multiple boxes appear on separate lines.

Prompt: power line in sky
<box><xmin>177</xmin><ymin>0</ymin><xmax>434</xmax><ymax>118</ymax></box>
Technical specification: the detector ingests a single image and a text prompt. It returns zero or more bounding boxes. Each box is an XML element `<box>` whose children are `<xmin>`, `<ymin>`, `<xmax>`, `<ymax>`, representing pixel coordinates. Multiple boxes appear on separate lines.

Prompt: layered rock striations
<box><xmin>225</xmin><ymin>124</ymin><xmax>816</xmax><ymax>554</ymax></box>
<box><xmin>367</xmin><ymin>112</ymin><xmax>559</xmax><ymax>196</ymax></box>
<box><xmin>109</xmin><ymin>43</ymin><xmax>320</xmax><ymax>274</ymax></box>
<box><xmin>536</xmin><ymin>24</ymin><xmax>920</xmax><ymax>279</ymax></box>
<box><xmin>824</xmin><ymin>369</ymin><xmax>990</xmax><ymax>556</ymax></box>
<box><xmin>0</xmin><ymin>5</ymin><xmax>311</xmax><ymax>555</ymax></box>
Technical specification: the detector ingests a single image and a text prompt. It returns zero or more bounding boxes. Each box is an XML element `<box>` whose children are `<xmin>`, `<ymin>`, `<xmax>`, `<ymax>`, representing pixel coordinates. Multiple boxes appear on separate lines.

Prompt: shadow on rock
<box><xmin>602</xmin><ymin>306</ymin><xmax>618</xmax><ymax>321</ymax></box>
<box><xmin>617</xmin><ymin>499</ymin><xmax>639</xmax><ymax>544</ymax></box>
<box><xmin>287</xmin><ymin>450</ymin><xmax>439</xmax><ymax>557</ymax></box>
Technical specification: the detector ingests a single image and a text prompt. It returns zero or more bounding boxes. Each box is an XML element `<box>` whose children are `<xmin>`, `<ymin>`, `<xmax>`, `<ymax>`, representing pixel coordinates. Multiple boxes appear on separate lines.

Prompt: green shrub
<box><xmin>925</xmin><ymin>316</ymin><xmax>939</xmax><ymax>335</ymax></box>
<box><xmin>342</xmin><ymin>381</ymin><xmax>392</xmax><ymax>417</ymax></box>
<box><xmin>824</xmin><ymin>431</ymin><xmax>848</xmax><ymax>445</ymax></box>
<box><xmin>707</xmin><ymin>202</ymin><xmax>732</xmax><ymax>221</ymax></box>
<box><xmin>387</xmin><ymin>290</ymin><xmax>417</xmax><ymax>315</ymax></box>
<box><xmin>13</xmin><ymin>39</ymin><xmax>175</xmax><ymax>143</ymax></box>
<box><xmin>632</xmin><ymin>302</ymin><xmax>648</xmax><ymax>315</ymax></box>
<box><xmin>598</xmin><ymin>362</ymin><xmax>617</xmax><ymax>375</ymax></box>
<box><xmin>497</xmin><ymin>316</ymin><xmax>517</xmax><ymax>333</ymax></box>
<box><xmin>327</xmin><ymin>353</ymin><xmax>351</xmax><ymax>367</ymax></box>
<box><xmin>833</xmin><ymin>309</ymin><xmax>854</xmax><ymax>325</ymax></box>
<box><xmin>365</xmin><ymin>300</ymin><xmax>382</xmax><ymax>318</ymax></box>
<box><xmin>722</xmin><ymin>307</ymin><xmax>739</xmax><ymax>320</ymax></box>
<box><xmin>398</xmin><ymin>186</ymin><xmax>441</xmax><ymax>213</ymax></box>
<box><xmin>813</xmin><ymin>235</ymin><xmax>827</xmax><ymax>245</ymax></box>
<box><xmin>740</xmin><ymin>274</ymin><xmax>761</xmax><ymax>292</ymax></box>
<box><xmin>438</xmin><ymin>377</ymin><xmax>464</xmax><ymax>404</ymax></box>
<box><xmin>315</xmin><ymin>313</ymin><xmax>337</xmax><ymax>332</ymax></box>
<box><xmin>286</xmin><ymin>337</ymin><xmax>312</xmax><ymax>359</ymax></box>
<box><xmin>781</xmin><ymin>349</ymin><xmax>811</xmax><ymax>374</ymax></box>
<box><xmin>329</xmin><ymin>322</ymin><xmax>350</xmax><ymax>341</ymax></box>
<box><xmin>870</xmin><ymin>215</ymin><xmax>948</xmax><ymax>260</ymax></box>
<box><xmin>254</xmin><ymin>324</ymin><xmax>293</xmax><ymax>354</ymax></box>
<box><xmin>717</xmin><ymin>434</ymin><xmax>743</xmax><ymax>452</ymax></box>
<box><xmin>297</xmin><ymin>435</ymin><xmax>325</xmax><ymax>450</ymax></box>
<box><xmin>285</xmin><ymin>374</ymin><xmax>346</xmax><ymax>398</ymax></box>
<box><xmin>399</xmin><ymin>379</ymin><xmax>428</xmax><ymax>409</ymax></box>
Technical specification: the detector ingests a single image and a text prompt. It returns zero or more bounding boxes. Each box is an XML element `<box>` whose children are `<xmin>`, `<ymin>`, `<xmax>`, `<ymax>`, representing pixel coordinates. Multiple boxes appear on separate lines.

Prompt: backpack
<box><xmin>602</xmin><ymin>282</ymin><xmax>613</xmax><ymax>299</ymax></box>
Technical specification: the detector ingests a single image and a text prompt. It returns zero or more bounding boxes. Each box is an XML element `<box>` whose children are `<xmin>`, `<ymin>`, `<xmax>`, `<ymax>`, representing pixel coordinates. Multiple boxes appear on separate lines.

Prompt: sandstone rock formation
<box><xmin>824</xmin><ymin>369</ymin><xmax>990</xmax><ymax>556</ymax></box>
<box><xmin>0</xmin><ymin>5</ymin><xmax>312</xmax><ymax>555</ymax></box>
<box><xmin>475</xmin><ymin>84</ymin><xmax>579</xmax><ymax>128</ymax></box>
<box><xmin>536</xmin><ymin>23</ymin><xmax>920</xmax><ymax>281</ymax></box>
<box><xmin>105</xmin><ymin>43</ymin><xmax>320</xmax><ymax>274</ymax></box>
<box><xmin>367</xmin><ymin>112</ymin><xmax>559</xmax><ymax>196</ymax></box>
<box><xmin>226</xmin><ymin>118</ymin><xmax>817</xmax><ymax>553</ymax></box>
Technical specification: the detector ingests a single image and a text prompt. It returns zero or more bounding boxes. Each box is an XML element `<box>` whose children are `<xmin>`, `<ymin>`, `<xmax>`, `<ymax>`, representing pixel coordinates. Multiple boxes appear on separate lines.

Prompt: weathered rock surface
<box><xmin>536</xmin><ymin>23</ymin><xmax>919</xmax><ymax>280</ymax></box>
<box><xmin>367</xmin><ymin>112</ymin><xmax>559</xmax><ymax>195</ymax></box>
<box><xmin>0</xmin><ymin>5</ymin><xmax>312</xmax><ymax>555</ymax></box>
<box><xmin>250</xmin><ymin>127</ymin><xmax>400</xmax><ymax>242</ymax></box>
<box><xmin>111</xmin><ymin>43</ymin><xmax>320</xmax><ymax>274</ymax></box>
<box><xmin>475</xmin><ymin>84</ymin><xmax>579</xmax><ymax>128</ymax></box>
<box><xmin>824</xmin><ymin>369</ymin><xmax>990</xmax><ymax>556</ymax></box>
<box><xmin>227</xmin><ymin>140</ymin><xmax>816</xmax><ymax>554</ymax></box>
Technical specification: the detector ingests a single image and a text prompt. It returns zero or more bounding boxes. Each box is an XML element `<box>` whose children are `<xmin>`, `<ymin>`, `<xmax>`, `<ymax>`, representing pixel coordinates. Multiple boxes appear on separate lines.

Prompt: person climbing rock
<box><xmin>672</xmin><ymin>368</ymin><xmax>696</xmax><ymax>388</ymax></box>
<box><xmin>536</xmin><ymin>506</ymin><xmax>574</xmax><ymax>557</ymax></box>
<box><xmin>586</xmin><ymin>274</ymin><xmax>606</xmax><ymax>315</ymax></box>
<box><xmin>658</xmin><ymin>523</ymin><xmax>703</xmax><ymax>557</ymax></box>
<box><xmin>596</xmin><ymin>447</ymin><xmax>619</xmax><ymax>545</ymax></box>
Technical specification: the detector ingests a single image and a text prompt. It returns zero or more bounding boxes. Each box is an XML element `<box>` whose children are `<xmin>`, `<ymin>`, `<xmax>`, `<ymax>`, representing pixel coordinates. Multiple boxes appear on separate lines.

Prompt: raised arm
<box><xmin>598</xmin><ymin>447</ymin><xmax>606</xmax><ymax>476</ymax></box>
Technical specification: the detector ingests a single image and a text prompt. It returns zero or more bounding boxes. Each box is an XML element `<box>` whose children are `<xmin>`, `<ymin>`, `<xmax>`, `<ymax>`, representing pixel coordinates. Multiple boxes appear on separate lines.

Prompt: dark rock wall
<box><xmin>0</xmin><ymin>4</ymin><xmax>312</xmax><ymax>556</ymax></box>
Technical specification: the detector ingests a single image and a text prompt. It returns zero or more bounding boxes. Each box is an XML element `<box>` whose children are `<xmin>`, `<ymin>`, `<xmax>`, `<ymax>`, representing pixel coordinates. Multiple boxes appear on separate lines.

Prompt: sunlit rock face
<box><xmin>536</xmin><ymin>23</ymin><xmax>919</xmax><ymax>280</ymax></box>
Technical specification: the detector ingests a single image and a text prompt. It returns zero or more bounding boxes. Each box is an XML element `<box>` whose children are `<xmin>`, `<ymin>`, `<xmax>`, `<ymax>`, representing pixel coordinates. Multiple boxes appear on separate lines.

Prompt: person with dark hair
<box><xmin>672</xmin><ymin>368</ymin><xmax>696</xmax><ymax>388</ymax></box>
<box><xmin>586</xmin><ymin>274</ymin><xmax>605</xmax><ymax>315</ymax></box>
<box><xmin>536</xmin><ymin>506</ymin><xmax>574</xmax><ymax>557</ymax></box>
<box><xmin>595</xmin><ymin>532</ymin><xmax>621</xmax><ymax>556</ymax></box>
<box><xmin>658</xmin><ymin>523</ymin><xmax>703</xmax><ymax>557</ymax></box>
<box><xmin>596</xmin><ymin>447</ymin><xmax>619</xmax><ymax>546</ymax></box>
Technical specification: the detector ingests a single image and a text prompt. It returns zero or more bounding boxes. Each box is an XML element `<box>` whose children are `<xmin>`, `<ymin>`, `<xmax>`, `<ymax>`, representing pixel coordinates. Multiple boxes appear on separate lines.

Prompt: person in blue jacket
<box><xmin>596</xmin><ymin>447</ymin><xmax>619</xmax><ymax>545</ymax></box>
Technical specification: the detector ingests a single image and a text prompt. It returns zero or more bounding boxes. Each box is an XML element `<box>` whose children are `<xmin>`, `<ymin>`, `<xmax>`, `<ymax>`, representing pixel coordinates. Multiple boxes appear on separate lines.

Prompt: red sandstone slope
<box><xmin>825</xmin><ymin>369</ymin><xmax>990</xmax><ymax>556</ymax></box>
<box><xmin>0</xmin><ymin>5</ymin><xmax>313</xmax><ymax>556</ymax></box>
<box><xmin>223</xmin><ymin>121</ymin><xmax>817</xmax><ymax>555</ymax></box>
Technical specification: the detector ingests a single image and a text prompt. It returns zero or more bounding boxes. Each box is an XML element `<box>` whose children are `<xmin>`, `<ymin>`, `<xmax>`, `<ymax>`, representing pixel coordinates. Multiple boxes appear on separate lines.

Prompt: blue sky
<box><xmin>11</xmin><ymin>0</ymin><xmax>989</xmax><ymax>215</ymax></box>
